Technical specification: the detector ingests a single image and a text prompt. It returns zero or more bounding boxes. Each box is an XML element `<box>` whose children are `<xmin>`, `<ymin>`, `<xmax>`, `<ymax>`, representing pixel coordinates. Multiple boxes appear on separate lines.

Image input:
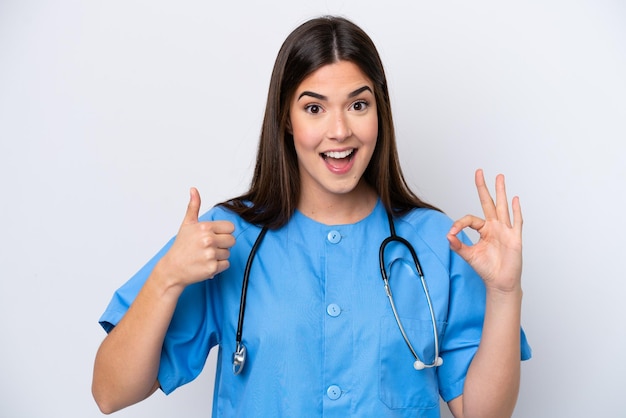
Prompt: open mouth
<box><xmin>321</xmin><ymin>148</ymin><xmax>356</xmax><ymax>171</ymax></box>
<box><xmin>322</xmin><ymin>148</ymin><xmax>355</xmax><ymax>160</ymax></box>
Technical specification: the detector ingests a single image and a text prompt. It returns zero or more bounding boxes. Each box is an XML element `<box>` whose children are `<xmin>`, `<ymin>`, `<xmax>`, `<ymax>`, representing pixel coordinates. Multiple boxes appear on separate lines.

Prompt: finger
<box><xmin>204</xmin><ymin>258</ymin><xmax>233</xmax><ymax>280</ymax></box>
<box><xmin>447</xmin><ymin>215</ymin><xmax>484</xmax><ymax>261</ymax></box>
<box><xmin>182</xmin><ymin>187</ymin><xmax>201</xmax><ymax>225</ymax></box>
<box><xmin>213</xmin><ymin>248</ymin><xmax>232</xmax><ymax>261</ymax></box>
<box><xmin>447</xmin><ymin>233</ymin><xmax>463</xmax><ymax>252</ymax></box>
<box><xmin>213</xmin><ymin>259</ymin><xmax>231</xmax><ymax>276</ymax></box>
<box><xmin>208</xmin><ymin>220</ymin><xmax>236</xmax><ymax>235</ymax></box>
<box><xmin>495</xmin><ymin>174</ymin><xmax>512</xmax><ymax>227</ymax></box>
<box><xmin>512</xmin><ymin>195</ymin><xmax>523</xmax><ymax>234</ymax></box>
<box><xmin>448</xmin><ymin>214</ymin><xmax>486</xmax><ymax>237</ymax></box>
<box><xmin>447</xmin><ymin>233</ymin><xmax>472</xmax><ymax>262</ymax></box>
<box><xmin>196</xmin><ymin>221</ymin><xmax>236</xmax><ymax>248</ymax></box>
<box><xmin>475</xmin><ymin>169</ymin><xmax>497</xmax><ymax>221</ymax></box>
<box><xmin>210</xmin><ymin>231</ymin><xmax>236</xmax><ymax>250</ymax></box>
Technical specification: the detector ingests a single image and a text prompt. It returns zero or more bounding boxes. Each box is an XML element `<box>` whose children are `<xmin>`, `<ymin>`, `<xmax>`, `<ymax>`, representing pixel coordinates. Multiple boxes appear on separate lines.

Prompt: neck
<box><xmin>298</xmin><ymin>181</ymin><xmax>378</xmax><ymax>225</ymax></box>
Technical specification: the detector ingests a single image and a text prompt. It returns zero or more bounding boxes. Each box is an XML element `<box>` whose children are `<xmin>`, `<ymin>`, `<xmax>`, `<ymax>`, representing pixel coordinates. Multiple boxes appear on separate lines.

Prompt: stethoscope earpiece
<box><xmin>414</xmin><ymin>356</ymin><xmax>442</xmax><ymax>370</ymax></box>
<box><xmin>413</xmin><ymin>360</ymin><xmax>425</xmax><ymax>370</ymax></box>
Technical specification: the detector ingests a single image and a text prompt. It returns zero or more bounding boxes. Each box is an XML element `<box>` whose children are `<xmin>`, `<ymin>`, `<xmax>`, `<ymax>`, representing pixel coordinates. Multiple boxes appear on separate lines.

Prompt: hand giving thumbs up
<box><xmin>158</xmin><ymin>188</ymin><xmax>236</xmax><ymax>288</ymax></box>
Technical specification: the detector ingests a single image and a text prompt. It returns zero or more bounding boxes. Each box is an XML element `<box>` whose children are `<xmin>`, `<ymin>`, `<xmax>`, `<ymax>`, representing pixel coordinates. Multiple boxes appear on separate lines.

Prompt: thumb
<box><xmin>447</xmin><ymin>233</ymin><xmax>470</xmax><ymax>262</ymax></box>
<box><xmin>182</xmin><ymin>187</ymin><xmax>201</xmax><ymax>225</ymax></box>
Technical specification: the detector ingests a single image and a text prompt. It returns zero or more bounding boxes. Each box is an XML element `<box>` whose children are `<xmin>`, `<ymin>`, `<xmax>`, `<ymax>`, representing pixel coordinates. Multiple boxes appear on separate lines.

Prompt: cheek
<box><xmin>361</xmin><ymin>116</ymin><xmax>379</xmax><ymax>145</ymax></box>
<box><xmin>292</xmin><ymin>121</ymin><xmax>322</xmax><ymax>150</ymax></box>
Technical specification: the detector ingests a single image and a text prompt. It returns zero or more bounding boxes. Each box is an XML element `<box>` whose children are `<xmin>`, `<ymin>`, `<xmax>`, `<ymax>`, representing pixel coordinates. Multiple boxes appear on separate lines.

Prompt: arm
<box><xmin>92</xmin><ymin>188</ymin><xmax>235</xmax><ymax>414</ymax></box>
<box><xmin>92</xmin><ymin>268</ymin><xmax>183</xmax><ymax>414</ymax></box>
<box><xmin>446</xmin><ymin>169</ymin><xmax>524</xmax><ymax>418</ymax></box>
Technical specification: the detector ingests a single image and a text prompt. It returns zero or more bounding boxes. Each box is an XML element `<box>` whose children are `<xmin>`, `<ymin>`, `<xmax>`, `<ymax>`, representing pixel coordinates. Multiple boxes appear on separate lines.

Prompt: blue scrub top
<box><xmin>100</xmin><ymin>200</ymin><xmax>531</xmax><ymax>417</ymax></box>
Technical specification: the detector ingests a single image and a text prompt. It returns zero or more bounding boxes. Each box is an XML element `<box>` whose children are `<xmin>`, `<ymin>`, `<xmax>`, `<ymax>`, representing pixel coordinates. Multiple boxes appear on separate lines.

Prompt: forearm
<box><xmin>92</xmin><ymin>262</ymin><xmax>185</xmax><ymax>414</ymax></box>
<box><xmin>461</xmin><ymin>287</ymin><xmax>523</xmax><ymax>418</ymax></box>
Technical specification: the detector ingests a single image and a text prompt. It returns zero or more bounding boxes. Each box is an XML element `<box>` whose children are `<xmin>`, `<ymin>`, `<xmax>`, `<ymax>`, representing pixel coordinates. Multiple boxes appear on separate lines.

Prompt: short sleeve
<box><xmin>98</xmin><ymin>210</ymin><xmax>224</xmax><ymax>395</ymax></box>
<box><xmin>98</xmin><ymin>237</ymin><xmax>175</xmax><ymax>332</ymax></box>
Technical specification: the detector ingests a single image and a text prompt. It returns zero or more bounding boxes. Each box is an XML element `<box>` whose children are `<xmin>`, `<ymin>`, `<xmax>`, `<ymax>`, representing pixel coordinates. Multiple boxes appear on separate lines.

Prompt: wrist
<box><xmin>149</xmin><ymin>258</ymin><xmax>187</xmax><ymax>301</ymax></box>
<box><xmin>484</xmin><ymin>285</ymin><xmax>523</xmax><ymax>307</ymax></box>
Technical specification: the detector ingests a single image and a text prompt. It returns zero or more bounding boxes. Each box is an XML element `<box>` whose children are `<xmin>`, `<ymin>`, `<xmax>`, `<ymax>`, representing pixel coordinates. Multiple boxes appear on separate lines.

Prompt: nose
<box><xmin>327</xmin><ymin>112</ymin><xmax>351</xmax><ymax>142</ymax></box>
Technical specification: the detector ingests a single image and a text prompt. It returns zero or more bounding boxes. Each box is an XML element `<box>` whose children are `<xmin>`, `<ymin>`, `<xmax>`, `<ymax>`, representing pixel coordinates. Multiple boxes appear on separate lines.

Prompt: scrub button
<box><xmin>326</xmin><ymin>303</ymin><xmax>341</xmax><ymax>317</ymax></box>
<box><xmin>327</xmin><ymin>385</ymin><xmax>342</xmax><ymax>400</ymax></box>
<box><xmin>327</xmin><ymin>230</ymin><xmax>341</xmax><ymax>244</ymax></box>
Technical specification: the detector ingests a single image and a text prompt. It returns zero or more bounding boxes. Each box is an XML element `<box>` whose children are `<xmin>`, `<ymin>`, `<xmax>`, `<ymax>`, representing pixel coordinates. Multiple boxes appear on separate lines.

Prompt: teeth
<box><xmin>324</xmin><ymin>149</ymin><xmax>354</xmax><ymax>159</ymax></box>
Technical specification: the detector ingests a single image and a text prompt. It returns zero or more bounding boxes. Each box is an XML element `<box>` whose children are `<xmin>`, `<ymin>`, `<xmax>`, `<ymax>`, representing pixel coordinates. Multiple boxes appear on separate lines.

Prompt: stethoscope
<box><xmin>232</xmin><ymin>209</ymin><xmax>443</xmax><ymax>375</ymax></box>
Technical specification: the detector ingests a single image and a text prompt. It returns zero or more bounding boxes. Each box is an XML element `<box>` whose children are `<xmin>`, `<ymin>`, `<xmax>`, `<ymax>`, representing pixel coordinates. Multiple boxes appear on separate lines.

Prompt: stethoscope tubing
<box><xmin>379</xmin><ymin>210</ymin><xmax>441</xmax><ymax>369</ymax></box>
<box><xmin>233</xmin><ymin>226</ymin><xmax>268</xmax><ymax>375</ymax></box>
<box><xmin>233</xmin><ymin>209</ymin><xmax>442</xmax><ymax>375</ymax></box>
<box><xmin>236</xmin><ymin>227</ymin><xmax>268</xmax><ymax>345</ymax></box>
<box><xmin>379</xmin><ymin>233</ymin><xmax>441</xmax><ymax>369</ymax></box>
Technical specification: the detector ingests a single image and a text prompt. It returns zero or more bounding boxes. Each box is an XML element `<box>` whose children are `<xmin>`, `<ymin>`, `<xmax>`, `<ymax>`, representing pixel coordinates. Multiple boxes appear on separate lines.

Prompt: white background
<box><xmin>1</xmin><ymin>1</ymin><xmax>625</xmax><ymax>417</ymax></box>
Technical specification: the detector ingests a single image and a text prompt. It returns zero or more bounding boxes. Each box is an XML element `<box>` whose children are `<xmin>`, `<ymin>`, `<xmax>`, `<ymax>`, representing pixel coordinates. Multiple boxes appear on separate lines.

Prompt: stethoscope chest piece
<box><xmin>233</xmin><ymin>342</ymin><xmax>247</xmax><ymax>375</ymax></box>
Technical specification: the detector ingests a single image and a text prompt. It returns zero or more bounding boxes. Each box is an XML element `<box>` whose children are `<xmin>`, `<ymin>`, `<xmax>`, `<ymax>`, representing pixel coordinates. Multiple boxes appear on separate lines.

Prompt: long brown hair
<box><xmin>220</xmin><ymin>16</ymin><xmax>440</xmax><ymax>229</ymax></box>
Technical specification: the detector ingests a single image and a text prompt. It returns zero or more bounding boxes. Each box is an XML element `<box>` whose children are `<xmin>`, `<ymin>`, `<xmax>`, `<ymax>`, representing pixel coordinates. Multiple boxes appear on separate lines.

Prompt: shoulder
<box><xmin>397</xmin><ymin>208</ymin><xmax>454</xmax><ymax>236</ymax></box>
<box><xmin>399</xmin><ymin>208</ymin><xmax>474</xmax><ymax>247</ymax></box>
<box><xmin>391</xmin><ymin>208</ymin><xmax>458</xmax><ymax>263</ymax></box>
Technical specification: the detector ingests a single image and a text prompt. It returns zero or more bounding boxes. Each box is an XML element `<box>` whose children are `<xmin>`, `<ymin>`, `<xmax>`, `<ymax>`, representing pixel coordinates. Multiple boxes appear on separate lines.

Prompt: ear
<box><xmin>285</xmin><ymin>115</ymin><xmax>293</xmax><ymax>134</ymax></box>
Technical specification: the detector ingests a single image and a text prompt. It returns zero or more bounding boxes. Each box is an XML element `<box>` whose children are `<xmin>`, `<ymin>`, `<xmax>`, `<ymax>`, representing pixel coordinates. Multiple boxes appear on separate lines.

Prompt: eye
<box><xmin>351</xmin><ymin>100</ymin><xmax>369</xmax><ymax>112</ymax></box>
<box><xmin>305</xmin><ymin>104</ymin><xmax>323</xmax><ymax>114</ymax></box>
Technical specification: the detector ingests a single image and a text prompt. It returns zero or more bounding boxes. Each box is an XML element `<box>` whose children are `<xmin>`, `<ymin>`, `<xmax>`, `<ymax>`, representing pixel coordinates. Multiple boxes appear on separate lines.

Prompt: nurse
<box><xmin>93</xmin><ymin>16</ymin><xmax>531</xmax><ymax>417</ymax></box>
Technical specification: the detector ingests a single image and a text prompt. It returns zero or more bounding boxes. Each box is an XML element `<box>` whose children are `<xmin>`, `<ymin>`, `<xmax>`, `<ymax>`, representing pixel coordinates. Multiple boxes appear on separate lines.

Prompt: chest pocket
<box><xmin>379</xmin><ymin>315</ymin><xmax>447</xmax><ymax>410</ymax></box>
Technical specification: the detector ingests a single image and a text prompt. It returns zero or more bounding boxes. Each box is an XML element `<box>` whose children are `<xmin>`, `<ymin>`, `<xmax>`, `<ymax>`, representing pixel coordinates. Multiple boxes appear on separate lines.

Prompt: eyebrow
<box><xmin>297</xmin><ymin>85</ymin><xmax>373</xmax><ymax>101</ymax></box>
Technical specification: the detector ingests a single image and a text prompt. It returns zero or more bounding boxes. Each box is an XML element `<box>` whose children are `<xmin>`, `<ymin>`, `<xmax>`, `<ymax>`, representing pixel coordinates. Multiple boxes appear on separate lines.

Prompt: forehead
<box><xmin>295</xmin><ymin>61</ymin><xmax>373</xmax><ymax>93</ymax></box>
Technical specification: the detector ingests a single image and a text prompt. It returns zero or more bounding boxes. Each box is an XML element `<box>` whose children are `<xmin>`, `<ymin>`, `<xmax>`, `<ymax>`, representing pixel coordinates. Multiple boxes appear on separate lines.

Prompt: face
<box><xmin>289</xmin><ymin>60</ymin><xmax>378</xmax><ymax>206</ymax></box>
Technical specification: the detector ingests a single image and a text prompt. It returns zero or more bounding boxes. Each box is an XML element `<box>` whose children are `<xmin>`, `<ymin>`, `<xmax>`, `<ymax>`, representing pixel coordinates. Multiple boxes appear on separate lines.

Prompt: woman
<box><xmin>93</xmin><ymin>16</ymin><xmax>531</xmax><ymax>417</ymax></box>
